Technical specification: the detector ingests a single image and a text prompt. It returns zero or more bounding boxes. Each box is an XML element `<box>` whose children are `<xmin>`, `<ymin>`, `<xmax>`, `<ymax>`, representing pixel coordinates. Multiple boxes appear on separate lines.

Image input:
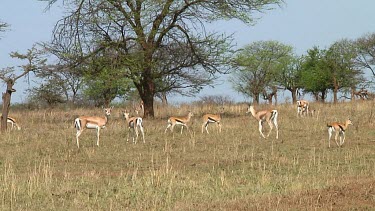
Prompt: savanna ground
<box><xmin>1</xmin><ymin>101</ymin><xmax>375</xmax><ymax>210</ymax></box>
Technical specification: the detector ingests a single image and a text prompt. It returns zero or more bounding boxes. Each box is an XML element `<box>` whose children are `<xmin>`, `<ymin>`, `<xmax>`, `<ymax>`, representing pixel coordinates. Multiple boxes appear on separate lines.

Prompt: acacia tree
<box><xmin>231</xmin><ymin>40</ymin><xmax>293</xmax><ymax>104</ymax></box>
<box><xmin>300</xmin><ymin>47</ymin><xmax>331</xmax><ymax>102</ymax></box>
<box><xmin>276</xmin><ymin>55</ymin><xmax>303</xmax><ymax>103</ymax></box>
<box><xmin>0</xmin><ymin>47</ymin><xmax>46</xmax><ymax>131</ymax></box>
<box><xmin>325</xmin><ymin>39</ymin><xmax>362</xmax><ymax>103</ymax></box>
<box><xmin>41</xmin><ymin>0</ymin><xmax>283</xmax><ymax>118</ymax></box>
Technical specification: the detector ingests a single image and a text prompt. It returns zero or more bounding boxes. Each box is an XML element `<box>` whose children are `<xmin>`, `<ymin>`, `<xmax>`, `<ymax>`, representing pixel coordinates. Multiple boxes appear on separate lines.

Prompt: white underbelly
<box><xmin>86</xmin><ymin>123</ymin><xmax>99</xmax><ymax>129</ymax></box>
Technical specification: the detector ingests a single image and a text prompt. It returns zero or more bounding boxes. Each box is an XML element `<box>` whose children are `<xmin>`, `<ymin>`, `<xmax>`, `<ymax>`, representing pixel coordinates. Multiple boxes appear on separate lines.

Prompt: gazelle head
<box><xmin>104</xmin><ymin>106</ymin><xmax>113</xmax><ymax>116</ymax></box>
<box><xmin>188</xmin><ymin>111</ymin><xmax>194</xmax><ymax>118</ymax></box>
<box><xmin>123</xmin><ymin>110</ymin><xmax>130</xmax><ymax>120</ymax></box>
<box><xmin>346</xmin><ymin>118</ymin><xmax>353</xmax><ymax>126</ymax></box>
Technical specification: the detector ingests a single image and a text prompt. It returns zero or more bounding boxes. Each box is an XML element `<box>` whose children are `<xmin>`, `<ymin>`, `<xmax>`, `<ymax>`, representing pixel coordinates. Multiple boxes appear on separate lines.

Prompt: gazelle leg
<box><xmin>165</xmin><ymin>123</ymin><xmax>171</xmax><ymax>133</ymax></box>
<box><xmin>170</xmin><ymin>124</ymin><xmax>175</xmax><ymax>133</ymax></box>
<box><xmin>134</xmin><ymin>127</ymin><xmax>139</xmax><ymax>144</ymax></box>
<box><xmin>334</xmin><ymin>131</ymin><xmax>340</xmax><ymax>147</ymax></box>
<box><xmin>258</xmin><ymin>121</ymin><xmax>266</xmax><ymax>138</ymax></box>
<box><xmin>127</xmin><ymin>128</ymin><xmax>130</xmax><ymax>142</ymax></box>
<box><xmin>273</xmin><ymin>119</ymin><xmax>279</xmax><ymax>139</ymax></box>
<box><xmin>203</xmin><ymin>122</ymin><xmax>209</xmax><ymax>134</ymax></box>
<box><xmin>76</xmin><ymin>130</ymin><xmax>83</xmax><ymax>148</ymax></box>
<box><xmin>266</xmin><ymin>121</ymin><xmax>273</xmax><ymax>137</ymax></box>
<box><xmin>328</xmin><ymin>128</ymin><xmax>332</xmax><ymax>148</ymax></box>
<box><xmin>202</xmin><ymin>122</ymin><xmax>207</xmax><ymax>134</ymax></box>
<box><xmin>217</xmin><ymin>122</ymin><xmax>222</xmax><ymax>133</ymax></box>
<box><xmin>139</xmin><ymin>125</ymin><xmax>145</xmax><ymax>143</ymax></box>
<box><xmin>96</xmin><ymin>127</ymin><xmax>100</xmax><ymax>146</ymax></box>
<box><xmin>340</xmin><ymin>131</ymin><xmax>345</xmax><ymax>146</ymax></box>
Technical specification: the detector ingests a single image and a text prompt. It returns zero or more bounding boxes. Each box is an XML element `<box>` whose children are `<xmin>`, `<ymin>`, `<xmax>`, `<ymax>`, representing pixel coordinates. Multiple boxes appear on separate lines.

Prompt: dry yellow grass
<box><xmin>1</xmin><ymin>100</ymin><xmax>375</xmax><ymax>210</ymax></box>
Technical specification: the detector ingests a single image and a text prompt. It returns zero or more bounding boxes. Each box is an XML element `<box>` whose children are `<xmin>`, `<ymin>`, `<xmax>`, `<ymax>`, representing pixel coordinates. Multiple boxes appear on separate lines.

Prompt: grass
<box><xmin>1</xmin><ymin>101</ymin><xmax>375</xmax><ymax>210</ymax></box>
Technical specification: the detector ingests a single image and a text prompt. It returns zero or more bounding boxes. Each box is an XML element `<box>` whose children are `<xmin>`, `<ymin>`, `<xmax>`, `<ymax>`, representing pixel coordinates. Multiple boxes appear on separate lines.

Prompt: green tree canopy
<box><xmin>300</xmin><ymin>46</ymin><xmax>331</xmax><ymax>102</ymax></box>
<box><xmin>231</xmin><ymin>40</ymin><xmax>293</xmax><ymax>104</ymax></box>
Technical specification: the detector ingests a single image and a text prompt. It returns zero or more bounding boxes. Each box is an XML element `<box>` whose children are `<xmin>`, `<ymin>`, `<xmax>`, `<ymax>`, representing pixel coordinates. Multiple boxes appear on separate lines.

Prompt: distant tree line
<box><xmin>1</xmin><ymin>1</ymin><xmax>375</xmax><ymax>127</ymax></box>
<box><xmin>231</xmin><ymin>35</ymin><xmax>375</xmax><ymax>104</ymax></box>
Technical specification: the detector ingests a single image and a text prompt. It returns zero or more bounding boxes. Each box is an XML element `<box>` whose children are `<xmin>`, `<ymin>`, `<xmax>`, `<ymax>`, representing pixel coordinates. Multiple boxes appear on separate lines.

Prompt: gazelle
<box><xmin>327</xmin><ymin>119</ymin><xmax>353</xmax><ymax>148</ymax></box>
<box><xmin>133</xmin><ymin>100</ymin><xmax>144</xmax><ymax>117</ymax></box>
<box><xmin>201</xmin><ymin>108</ymin><xmax>224</xmax><ymax>134</ymax></box>
<box><xmin>6</xmin><ymin>116</ymin><xmax>21</xmax><ymax>130</ymax></box>
<box><xmin>74</xmin><ymin>106</ymin><xmax>113</xmax><ymax>148</ymax></box>
<box><xmin>123</xmin><ymin>110</ymin><xmax>145</xmax><ymax>144</ymax></box>
<box><xmin>165</xmin><ymin>111</ymin><xmax>194</xmax><ymax>134</ymax></box>
<box><xmin>246</xmin><ymin>105</ymin><xmax>279</xmax><ymax>139</ymax></box>
<box><xmin>297</xmin><ymin>100</ymin><xmax>309</xmax><ymax>117</ymax></box>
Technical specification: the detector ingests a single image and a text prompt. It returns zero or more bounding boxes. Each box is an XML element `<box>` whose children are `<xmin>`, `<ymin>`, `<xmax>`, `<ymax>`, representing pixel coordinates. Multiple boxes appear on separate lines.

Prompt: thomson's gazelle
<box><xmin>297</xmin><ymin>100</ymin><xmax>309</xmax><ymax>117</ymax></box>
<box><xmin>74</xmin><ymin>107</ymin><xmax>113</xmax><ymax>148</ymax></box>
<box><xmin>327</xmin><ymin>119</ymin><xmax>353</xmax><ymax>148</ymax></box>
<box><xmin>6</xmin><ymin>116</ymin><xmax>21</xmax><ymax>130</ymax></box>
<box><xmin>165</xmin><ymin>111</ymin><xmax>194</xmax><ymax>134</ymax></box>
<box><xmin>201</xmin><ymin>108</ymin><xmax>224</xmax><ymax>134</ymax></box>
<box><xmin>246</xmin><ymin>105</ymin><xmax>279</xmax><ymax>139</ymax></box>
<box><xmin>123</xmin><ymin>110</ymin><xmax>145</xmax><ymax>144</ymax></box>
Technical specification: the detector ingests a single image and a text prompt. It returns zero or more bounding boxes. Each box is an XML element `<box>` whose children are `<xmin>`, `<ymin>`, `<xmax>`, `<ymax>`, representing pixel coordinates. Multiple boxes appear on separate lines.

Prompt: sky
<box><xmin>1</xmin><ymin>0</ymin><xmax>375</xmax><ymax>104</ymax></box>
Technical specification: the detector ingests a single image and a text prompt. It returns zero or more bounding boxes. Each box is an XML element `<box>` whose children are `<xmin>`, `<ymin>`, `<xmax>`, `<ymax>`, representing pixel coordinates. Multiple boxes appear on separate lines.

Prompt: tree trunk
<box><xmin>274</xmin><ymin>92</ymin><xmax>278</xmax><ymax>105</ymax></box>
<box><xmin>137</xmin><ymin>69</ymin><xmax>155</xmax><ymax>118</ymax></box>
<box><xmin>321</xmin><ymin>90</ymin><xmax>327</xmax><ymax>103</ymax></box>
<box><xmin>313</xmin><ymin>92</ymin><xmax>319</xmax><ymax>101</ymax></box>
<box><xmin>290</xmin><ymin>88</ymin><xmax>297</xmax><ymax>104</ymax></box>
<box><xmin>160</xmin><ymin>92</ymin><xmax>168</xmax><ymax>106</ymax></box>
<box><xmin>351</xmin><ymin>87</ymin><xmax>355</xmax><ymax>102</ymax></box>
<box><xmin>253</xmin><ymin>92</ymin><xmax>260</xmax><ymax>104</ymax></box>
<box><xmin>333</xmin><ymin>77</ymin><xmax>338</xmax><ymax>103</ymax></box>
<box><xmin>1</xmin><ymin>80</ymin><xmax>15</xmax><ymax>132</ymax></box>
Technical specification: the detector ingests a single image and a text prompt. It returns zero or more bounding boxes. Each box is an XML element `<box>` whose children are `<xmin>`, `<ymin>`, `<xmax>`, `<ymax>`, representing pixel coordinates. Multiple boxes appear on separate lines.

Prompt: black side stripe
<box><xmin>176</xmin><ymin>119</ymin><xmax>184</xmax><ymax>124</ymax></box>
<box><xmin>208</xmin><ymin>117</ymin><xmax>217</xmax><ymax>122</ymax></box>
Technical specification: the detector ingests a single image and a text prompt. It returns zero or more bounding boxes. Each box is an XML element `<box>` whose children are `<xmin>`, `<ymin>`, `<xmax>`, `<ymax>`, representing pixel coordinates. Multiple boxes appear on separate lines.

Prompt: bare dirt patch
<box><xmin>175</xmin><ymin>177</ymin><xmax>375</xmax><ymax>210</ymax></box>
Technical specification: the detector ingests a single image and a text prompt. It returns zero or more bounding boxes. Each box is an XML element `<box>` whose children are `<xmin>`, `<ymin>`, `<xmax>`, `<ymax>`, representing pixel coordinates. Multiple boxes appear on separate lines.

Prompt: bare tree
<box><xmin>355</xmin><ymin>33</ymin><xmax>375</xmax><ymax>77</ymax></box>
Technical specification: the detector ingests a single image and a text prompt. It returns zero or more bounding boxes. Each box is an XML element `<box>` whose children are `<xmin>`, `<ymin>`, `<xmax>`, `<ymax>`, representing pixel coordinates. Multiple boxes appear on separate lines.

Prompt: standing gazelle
<box><xmin>201</xmin><ymin>108</ymin><xmax>224</xmax><ymax>134</ymax></box>
<box><xmin>123</xmin><ymin>110</ymin><xmax>145</xmax><ymax>144</ymax></box>
<box><xmin>165</xmin><ymin>111</ymin><xmax>194</xmax><ymax>134</ymax></box>
<box><xmin>297</xmin><ymin>100</ymin><xmax>309</xmax><ymax>117</ymax></box>
<box><xmin>74</xmin><ymin>107</ymin><xmax>113</xmax><ymax>148</ymax></box>
<box><xmin>246</xmin><ymin>105</ymin><xmax>279</xmax><ymax>139</ymax></box>
<box><xmin>327</xmin><ymin>119</ymin><xmax>353</xmax><ymax>148</ymax></box>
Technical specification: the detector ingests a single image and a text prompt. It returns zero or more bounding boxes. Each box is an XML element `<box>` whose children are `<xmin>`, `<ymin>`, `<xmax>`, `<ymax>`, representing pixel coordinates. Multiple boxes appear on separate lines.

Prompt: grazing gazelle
<box><xmin>201</xmin><ymin>108</ymin><xmax>224</xmax><ymax>134</ymax></box>
<box><xmin>6</xmin><ymin>116</ymin><xmax>21</xmax><ymax>130</ymax></box>
<box><xmin>123</xmin><ymin>110</ymin><xmax>145</xmax><ymax>144</ymax></box>
<box><xmin>297</xmin><ymin>100</ymin><xmax>309</xmax><ymax>117</ymax></box>
<box><xmin>74</xmin><ymin>106</ymin><xmax>113</xmax><ymax>148</ymax></box>
<box><xmin>164</xmin><ymin>111</ymin><xmax>194</xmax><ymax>134</ymax></box>
<box><xmin>246</xmin><ymin>105</ymin><xmax>279</xmax><ymax>139</ymax></box>
<box><xmin>327</xmin><ymin>119</ymin><xmax>353</xmax><ymax>148</ymax></box>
